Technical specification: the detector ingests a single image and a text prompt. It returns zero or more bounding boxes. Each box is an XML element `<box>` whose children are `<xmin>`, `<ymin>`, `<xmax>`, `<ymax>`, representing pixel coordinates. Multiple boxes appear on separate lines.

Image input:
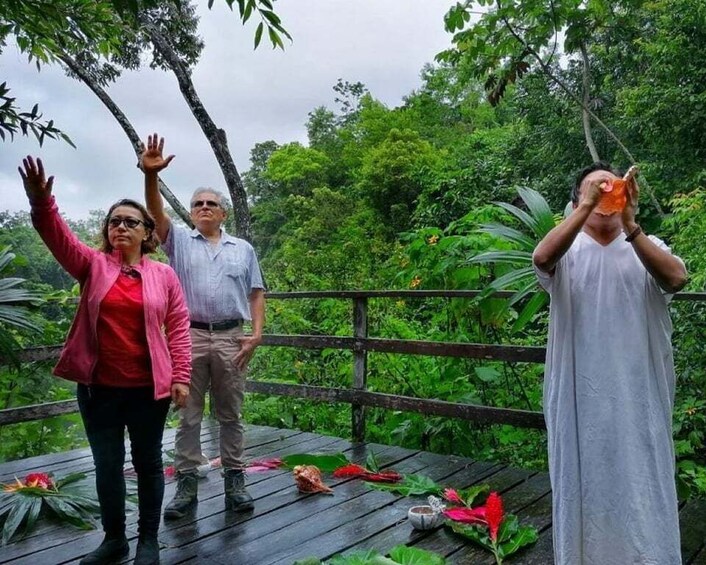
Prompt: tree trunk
<box><xmin>580</xmin><ymin>43</ymin><xmax>600</xmax><ymax>163</ymax></box>
<box><xmin>145</xmin><ymin>22</ymin><xmax>252</xmax><ymax>241</ymax></box>
<box><xmin>58</xmin><ymin>53</ymin><xmax>193</xmax><ymax>227</ymax></box>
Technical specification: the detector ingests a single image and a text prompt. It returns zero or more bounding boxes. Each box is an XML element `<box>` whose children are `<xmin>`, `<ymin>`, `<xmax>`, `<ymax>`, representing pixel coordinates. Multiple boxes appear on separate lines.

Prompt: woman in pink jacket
<box><xmin>19</xmin><ymin>156</ymin><xmax>192</xmax><ymax>565</ymax></box>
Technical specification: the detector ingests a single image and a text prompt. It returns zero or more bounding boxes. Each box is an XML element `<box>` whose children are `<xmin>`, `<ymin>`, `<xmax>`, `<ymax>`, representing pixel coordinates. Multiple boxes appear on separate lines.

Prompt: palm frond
<box><xmin>511</xmin><ymin>291</ymin><xmax>549</xmax><ymax>334</ymax></box>
<box><xmin>468</xmin><ymin>250</ymin><xmax>533</xmax><ymax>265</ymax></box>
<box><xmin>517</xmin><ymin>186</ymin><xmax>555</xmax><ymax>236</ymax></box>
<box><xmin>477</xmin><ymin>223</ymin><xmax>535</xmax><ymax>250</ymax></box>
<box><xmin>494</xmin><ymin>201</ymin><xmax>540</xmax><ymax>234</ymax></box>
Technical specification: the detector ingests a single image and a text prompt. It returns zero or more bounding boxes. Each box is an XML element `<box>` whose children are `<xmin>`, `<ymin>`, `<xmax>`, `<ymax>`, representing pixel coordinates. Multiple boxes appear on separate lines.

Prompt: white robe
<box><xmin>536</xmin><ymin>231</ymin><xmax>682</xmax><ymax>565</ymax></box>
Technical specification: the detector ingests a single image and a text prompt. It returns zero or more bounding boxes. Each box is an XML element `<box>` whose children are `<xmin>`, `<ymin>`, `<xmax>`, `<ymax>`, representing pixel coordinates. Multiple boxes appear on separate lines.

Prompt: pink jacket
<box><xmin>31</xmin><ymin>196</ymin><xmax>191</xmax><ymax>400</ymax></box>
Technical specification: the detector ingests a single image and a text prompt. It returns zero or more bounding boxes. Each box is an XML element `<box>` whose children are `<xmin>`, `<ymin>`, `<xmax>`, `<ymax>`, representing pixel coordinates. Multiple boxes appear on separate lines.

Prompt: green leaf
<box><xmin>510</xmin><ymin>291</ymin><xmax>548</xmax><ymax>333</ymax></box>
<box><xmin>23</xmin><ymin>497</ymin><xmax>42</xmax><ymax>534</ymax></box>
<box><xmin>281</xmin><ymin>453</ymin><xmax>350</xmax><ymax>472</ymax></box>
<box><xmin>43</xmin><ymin>497</ymin><xmax>94</xmax><ymax>529</ymax></box>
<box><xmin>54</xmin><ymin>472</ymin><xmax>87</xmax><ymax>489</ymax></box>
<box><xmin>447</xmin><ymin>521</ymin><xmax>494</xmax><ymax>552</ymax></box>
<box><xmin>254</xmin><ymin>22</ymin><xmax>264</xmax><ymax>49</ymax></box>
<box><xmin>2</xmin><ymin>496</ymin><xmax>32</xmax><ymax>544</ymax></box>
<box><xmin>365</xmin><ymin>474</ymin><xmax>441</xmax><ymax>496</ymax></box>
<box><xmin>366</xmin><ymin>450</ymin><xmax>380</xmax><ymax>473</ymax></box>
<box><xmin>497</xmin><ymin>523</ymin><xmax>539</xmax><ymax>558</ymax></box>
<box><xmin>389</xmin><ymin>545</ymin><xmax>446</xmax><ymax>564</ymax></box>
<box><xmin>475</xmin><ymin>366</ymin><xmax>500</xmax><ymax>383</ymax></box>
<box><xmin>458</xmin><ymin>484</ymin><xmax>490</xmax><ymax>507</ymax></box>
<box><xmin>328</xmin><ymin>549</ymin><xmax>394</xmax><ymax>564</ymax></box>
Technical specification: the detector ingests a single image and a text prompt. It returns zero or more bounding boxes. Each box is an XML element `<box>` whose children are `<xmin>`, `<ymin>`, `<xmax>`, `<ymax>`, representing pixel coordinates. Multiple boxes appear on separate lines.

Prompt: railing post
<box><xmin>352</xmin><ymin>296</ymin><xmax>368</xmax><ymax>443</ymax></box>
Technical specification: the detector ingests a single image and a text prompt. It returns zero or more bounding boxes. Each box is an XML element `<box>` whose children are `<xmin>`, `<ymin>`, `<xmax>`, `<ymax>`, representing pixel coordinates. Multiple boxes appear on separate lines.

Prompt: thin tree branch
<box><xmin>58</xmin><ymin>53</ymin><xmax>193</xmax><ymax>227</ymax></box>
<box><xmin>145</xmin><ymin>21</ymin><xmax>253</xmax><ymax>240</ymax></box>
<box><xmin>495</xmin><ymin>2</ymin><xmax>664</xmax><ymax>216</ymax></box>
<box><xmin>580</xmin><ymin>42</ymin><xmax>600</xmax><ymax>162</ymax></box>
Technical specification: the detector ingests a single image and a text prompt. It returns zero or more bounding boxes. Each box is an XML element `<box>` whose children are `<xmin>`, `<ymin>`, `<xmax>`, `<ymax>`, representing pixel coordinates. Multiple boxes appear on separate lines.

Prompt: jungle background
<box><xmin>1</xmin><ymin>0</ymin><xmax>705</xmax><ymax>501</ymax></box>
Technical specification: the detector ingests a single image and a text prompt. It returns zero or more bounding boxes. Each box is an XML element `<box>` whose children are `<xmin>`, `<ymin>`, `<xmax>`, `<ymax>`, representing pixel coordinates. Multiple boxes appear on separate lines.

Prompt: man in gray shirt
<box><xmin>141</xmin><ymin>134</ymin><xmax>265</xmax><ymax>518</ymax></box>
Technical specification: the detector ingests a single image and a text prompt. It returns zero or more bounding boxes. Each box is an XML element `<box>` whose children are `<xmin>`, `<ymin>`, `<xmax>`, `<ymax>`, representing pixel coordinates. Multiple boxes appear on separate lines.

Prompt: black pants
<box><xmin>77</xmin><ymin>384</ymin><xmax>170</xmax><ymax>538</ymax></box>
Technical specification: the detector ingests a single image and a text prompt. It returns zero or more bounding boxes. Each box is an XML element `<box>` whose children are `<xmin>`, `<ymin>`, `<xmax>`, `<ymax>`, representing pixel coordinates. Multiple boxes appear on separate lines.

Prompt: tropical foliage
<box><xmin>0</xmin><ymin>247</ymin><xmax>43</xmax><ymax>368</ymax></box>
<box><xmin>1</xmin><ymin>0</ymin><xmax>704</xmax><ymax>507</ymax></box>
<box><xmin>0</xmin><ymin>471</ymin><xmax>99</xmax><ymax>544</ymax></box>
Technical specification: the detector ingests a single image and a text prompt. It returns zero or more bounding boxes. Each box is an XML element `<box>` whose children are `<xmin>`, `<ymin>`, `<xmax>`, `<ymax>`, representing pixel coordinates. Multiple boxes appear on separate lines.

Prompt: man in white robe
<box><xmin>533</xmin><ymin>162</ymin><xmax>688</xmax><ymax>565</ymax></box>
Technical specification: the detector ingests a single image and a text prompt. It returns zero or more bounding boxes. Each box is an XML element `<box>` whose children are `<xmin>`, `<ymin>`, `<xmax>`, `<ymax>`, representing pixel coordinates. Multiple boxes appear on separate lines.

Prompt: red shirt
<box><xmin>95</xmin><ymin>270</ymin><xmax>153</xmax><ymax>387</ymax></box>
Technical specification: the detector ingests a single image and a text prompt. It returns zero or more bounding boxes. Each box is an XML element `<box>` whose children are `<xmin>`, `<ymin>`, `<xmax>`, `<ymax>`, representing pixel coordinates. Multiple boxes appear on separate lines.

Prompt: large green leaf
<box><xmin>494</xmin><ymin>201</ymin><xmax>540</xmax><ymax>235</ymax></box>
<box><xmin>365</xmin><ymin>474</ymin><xmax>441</xmax><ymax>496</ymax></box>
<box><xmin>43</xmin><ymin>497</ymin><xmax>94</xmax><ymax>529</ymax></box>
<box><xmin>328</xmin><ymin>549</ymin><xmax>396</xmax><ymax>565</ymax></box>
<box><xmin>447</xmin><ymin>521</ymin><xmax>494</xmax><ymax>552</ymax></box>
<box><xmin>478</xmin><ymin>224</ymin><xmax>535</xmax><ymax>250</ymax></box>
<box><xmin>23</xmin><ymin>497</ymin><xmax>42</xmax><ymax>534</ymax></box>
<box><xmin>517</xmin><ymin>187</ymin><xmax>555</xmax><ymax>237</ymax></box>
<box><xmin>281</xmin><ymin>453</ymin><xmax>350</xmax><ymax>472</ymax></box>
<box><xmin>54</xmin><ymin>472</ymin><xmax>88</xmax><ymax>489</ymax></box>
<box><xmin>467</xmin><ymin>250</ymin><xmax>533</xmax><ymax>265</ymax></box>
<box><xmin>497</xmin><ymin>516</ymin><xmax>539</xmax><ymax>558</ymax></box>
<box><xmin>388</xmin><ymin>545</ymin><xmax>446</xmax><ymax>564</ymax></box>
<box><xmin>2</xmin><ymin>496</ymin><xmax>32</xmax><ymax>544</ymax></box>
<box><xmin>511</xmin><ymin>291</ymin><xmax>549</xmax><ymax>333</ymax></box>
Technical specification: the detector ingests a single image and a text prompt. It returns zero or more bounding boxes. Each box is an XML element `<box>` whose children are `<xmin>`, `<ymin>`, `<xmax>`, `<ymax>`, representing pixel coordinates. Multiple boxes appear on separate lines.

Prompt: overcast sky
<box><xmin>0</xmin><ymin>1</ymin><xmax>455</xmax><ymax>219</ymax></box>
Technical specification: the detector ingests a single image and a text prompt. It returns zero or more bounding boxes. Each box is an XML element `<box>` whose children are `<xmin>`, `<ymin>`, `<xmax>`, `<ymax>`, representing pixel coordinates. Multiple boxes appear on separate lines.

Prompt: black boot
<box><xmin>134</xmin><ymin>535</ymin><xmax>160</xmax><ymax>565</ymax></box>
<box><xmin>79</xmin><ymin>534</ymin><xmax>129</xmax><ymax>564</ymax></box>
<box><xmin>163</xmin><ymin>472</ymin><xmax>198</xmax><ymax>520</ymax></box>
<box><xmin>224</xmin><ymin>469</ymin><xmax>254</xmax><ymax>512</ymax></box>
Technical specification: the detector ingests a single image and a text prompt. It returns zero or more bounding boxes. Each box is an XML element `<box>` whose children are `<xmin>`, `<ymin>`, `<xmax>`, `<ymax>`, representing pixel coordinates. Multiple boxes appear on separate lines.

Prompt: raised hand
<box><xmin>622</xmin><ymin>169</ymin><xmax>640</xmax><ymax>231</ymax></box>
<box><xmin>581</xmin><ymin>177</ymin><xmax>605</xmax><ymax>210</ymax></box>
<box><xmin>140</xmin><ymin>132</ymin><xmax>175</xmax><ymax>174</ymax></box>
<box><xmin>18</xmin><ymin>156</ymin><xmax>54</xmax><ymax>203</ymax></box>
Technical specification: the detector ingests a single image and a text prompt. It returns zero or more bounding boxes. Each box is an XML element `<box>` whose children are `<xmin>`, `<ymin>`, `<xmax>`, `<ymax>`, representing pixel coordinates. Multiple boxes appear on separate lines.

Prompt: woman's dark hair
<box><xmin>571</xmin><ymin>161</ymin><xmax>623</xmax><ymax>205</ymax></box>
<box><xmin>100</xmin><ymin>199</ymin><xmax>159</xmax><ymax>254</ymax></box>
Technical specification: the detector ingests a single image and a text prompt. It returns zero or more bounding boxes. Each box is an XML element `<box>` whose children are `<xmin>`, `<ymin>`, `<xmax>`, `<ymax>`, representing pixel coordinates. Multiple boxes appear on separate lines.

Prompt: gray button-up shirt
<box><xmin>164</xmin><ymin>225</ymin><xmax>264</xmax><ymax>322</ymax></box>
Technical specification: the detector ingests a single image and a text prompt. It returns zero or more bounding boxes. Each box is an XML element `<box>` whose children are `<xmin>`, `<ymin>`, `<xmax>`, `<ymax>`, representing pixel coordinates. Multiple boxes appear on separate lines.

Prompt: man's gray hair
<box><xmin>190</xmin><ymin>188</ymin><xmax>228</xmax><ymax>208</ymax></box>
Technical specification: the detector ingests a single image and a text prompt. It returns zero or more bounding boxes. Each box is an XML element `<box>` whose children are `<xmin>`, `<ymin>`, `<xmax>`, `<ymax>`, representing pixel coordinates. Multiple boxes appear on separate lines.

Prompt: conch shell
<box><xmin>293</xmin><ymin>465</ymin><xmax>333</xmax><ymax>495</ymax></box>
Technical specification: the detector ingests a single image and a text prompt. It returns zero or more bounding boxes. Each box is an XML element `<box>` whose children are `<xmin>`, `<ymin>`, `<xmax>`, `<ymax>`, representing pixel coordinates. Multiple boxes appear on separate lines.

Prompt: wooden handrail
<box><xmin>2</xmin><ymin>289</ymin><xmax>703</xmax><ymax>433</ymax></box>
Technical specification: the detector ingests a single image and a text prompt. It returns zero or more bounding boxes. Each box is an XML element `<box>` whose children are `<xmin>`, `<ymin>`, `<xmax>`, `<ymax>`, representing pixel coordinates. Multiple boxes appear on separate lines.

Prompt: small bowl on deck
<box><xmin>407</xmin><ymin>505</ymin><xmax>444</xmax><ymax>530</ymax></box>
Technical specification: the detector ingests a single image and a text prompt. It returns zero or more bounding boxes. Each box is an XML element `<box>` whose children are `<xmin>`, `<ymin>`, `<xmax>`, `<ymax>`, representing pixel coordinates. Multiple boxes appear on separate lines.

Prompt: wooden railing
<box><xmin>2</xmin><ymin>290</ymin><xmax>704</xmax><ymax>441</ymax></box>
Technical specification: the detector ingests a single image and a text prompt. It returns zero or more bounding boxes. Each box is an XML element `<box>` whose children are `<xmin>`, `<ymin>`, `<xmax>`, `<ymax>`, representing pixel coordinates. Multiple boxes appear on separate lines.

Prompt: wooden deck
<box><xmin>1</xmin><ymin>423</ymin><xmax>705</xmax><ymax>564</ymax></box>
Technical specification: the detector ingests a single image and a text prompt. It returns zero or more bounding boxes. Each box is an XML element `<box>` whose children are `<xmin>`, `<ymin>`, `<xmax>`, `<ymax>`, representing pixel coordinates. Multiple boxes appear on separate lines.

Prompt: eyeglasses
<box><xmin>191</xmin><ymin>199</ymin><xmax>221</xmax><ymax>209</ymax></box>
<box><xmin>108</xmin><ymin>217</ymin><xmax>145</xmax><ymax>229</ymax></box>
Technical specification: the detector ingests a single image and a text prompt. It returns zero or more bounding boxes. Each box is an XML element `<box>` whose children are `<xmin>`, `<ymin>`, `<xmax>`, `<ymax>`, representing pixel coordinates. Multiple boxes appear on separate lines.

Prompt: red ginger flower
<box><xmin>443</xmin><ymin>488</ymin><xmax>464</xmax><ymax>504</ymax></box>
<box><xmin>332</xmin><ymin>464</ymin><xmax>368</xmax><ymax>478</ymax></box>
<box><xmin>485</xmin><ymin>491</ymin><xmax>504</xmax><ymax>541</ymax></box>
<box><xmin>25</xmin><ymin>473</ymin><xmax>53</xmax><ymax>490</ymax></box>
<box><xmin>362</xmin><ymin>471</ymin><xmax>402</xmax><ymax>483</ymax></box>
<box><xmin>443</xmin><ymin>506</ymin><xmax>486</xmax><ymax>524</ymax></box>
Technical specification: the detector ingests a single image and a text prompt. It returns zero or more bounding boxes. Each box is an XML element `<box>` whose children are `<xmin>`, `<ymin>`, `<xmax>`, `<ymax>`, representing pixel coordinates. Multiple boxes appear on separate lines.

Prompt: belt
<box><xmin>190</xmin><ymin>319</ymin><xmax>243</xmax><ymax>331</ymax></box>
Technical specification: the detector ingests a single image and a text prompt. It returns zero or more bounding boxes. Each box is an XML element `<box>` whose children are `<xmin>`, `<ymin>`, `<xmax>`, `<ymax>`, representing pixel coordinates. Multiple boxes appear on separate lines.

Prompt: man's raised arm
<box><xmin>141</xmin><ymin>133</ymin><xmax>174</xmax><ymax>243</ymax></box>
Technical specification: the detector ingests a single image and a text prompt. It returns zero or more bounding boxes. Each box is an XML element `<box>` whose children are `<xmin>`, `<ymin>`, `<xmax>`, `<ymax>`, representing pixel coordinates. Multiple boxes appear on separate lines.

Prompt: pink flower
<box><xmin>25</xmin><ymin>473</ymin><xmax>53</xmax><ymax>490</ymax></box>
<box><xmin>246</xmin><ymin>458</ymin><xmax>283</xmax><ymax>473</ymax></box>
<box><xmin>443</xmin><ymin>506</ymin><xmax>487</xmax><ymax>524</ymax></box>
<box><xmin>164</xmin><ymin>465</ymin><xmax>175</xmax><ymax>478</ymax></box>
<box><xmin>443</xmin><ymin>488</ymin><xmax>464</xmax><ymax>504</ymax></box>
<box><xmin>485</xmin><ymin>491</ymin><xmax>504</xmax><ymax>542</ymax></box>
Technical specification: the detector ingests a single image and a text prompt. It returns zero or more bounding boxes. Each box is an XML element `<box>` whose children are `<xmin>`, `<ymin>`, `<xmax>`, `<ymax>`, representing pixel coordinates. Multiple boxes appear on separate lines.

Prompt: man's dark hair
<box><xmin>571</xmin><ymin>161</ymin><xmax>623</xmax><ymax>205</ymax></box>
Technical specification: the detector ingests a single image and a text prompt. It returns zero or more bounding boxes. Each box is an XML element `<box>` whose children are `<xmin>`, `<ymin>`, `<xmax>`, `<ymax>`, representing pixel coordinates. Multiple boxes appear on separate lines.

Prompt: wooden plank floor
<box><xmin>1</xmin><ymin>423</ymin><xmax>705</xmax><ymax>564</ymax></box>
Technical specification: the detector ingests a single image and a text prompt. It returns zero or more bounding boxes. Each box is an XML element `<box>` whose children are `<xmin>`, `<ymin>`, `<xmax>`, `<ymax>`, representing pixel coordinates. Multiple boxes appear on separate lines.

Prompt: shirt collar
<box><xmin>190</xmin><ymin>227</ymin><xmax>238</xmax><ymax>245</ymax></box>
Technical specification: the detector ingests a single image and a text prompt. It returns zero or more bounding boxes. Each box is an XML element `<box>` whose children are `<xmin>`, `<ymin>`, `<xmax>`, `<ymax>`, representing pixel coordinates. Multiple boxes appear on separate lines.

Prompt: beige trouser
<box><xmin>174</xmin><ymin>326</ymin><xmax>246</xmax><ymax>472</ymax></box>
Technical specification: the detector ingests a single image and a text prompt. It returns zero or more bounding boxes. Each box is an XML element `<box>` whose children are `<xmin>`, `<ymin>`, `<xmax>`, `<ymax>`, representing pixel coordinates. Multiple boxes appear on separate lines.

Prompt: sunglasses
<box><xmin>191</xmin><ymin>199</ymin><xmax>221</xmax><ymax>209</ymax></box>
<box><xmin>108</xmin><ymin>217</ymin><xmax>145</xmax><ymax>229</ymax></box>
